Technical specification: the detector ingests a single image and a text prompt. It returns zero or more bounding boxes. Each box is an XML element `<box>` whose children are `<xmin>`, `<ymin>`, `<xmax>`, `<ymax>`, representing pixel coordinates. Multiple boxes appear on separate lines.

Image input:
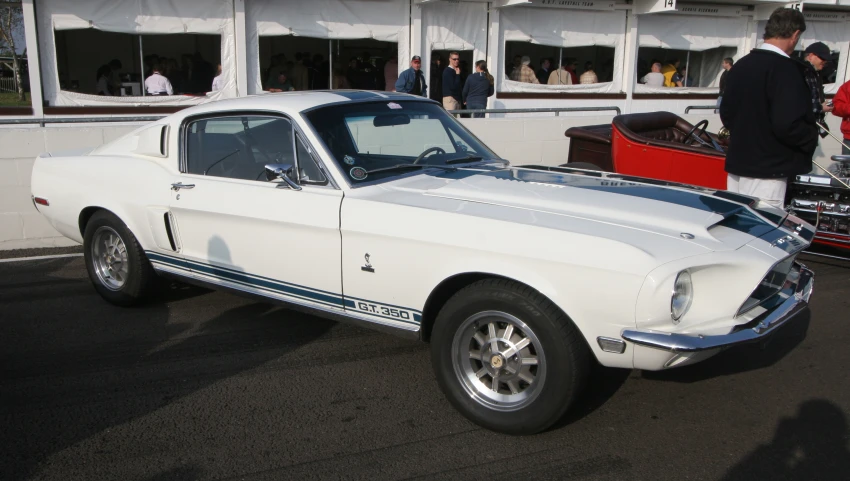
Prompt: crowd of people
<box><xmin>262</xmin><ymin>51</ymin><xmax>401</xmax><ymax>93</ymax></box>
<box><xmin>638</xmin><ymin>58</ymin><xmax>695</xmax><ymax>87</ymax></box>
<box><xmin>394</xmin><ymin>53</ymin><xmax>494</xmax><ymax>117</ymax></box>
<box><xmin>94</xmin><ymin>52</ymin><xmax>221</xmax><ymax>96</ymax></box>
<box><xmin>504</xmin><ymin>55</ymin><xmax>599</xmax><ymax>85</ymax></box>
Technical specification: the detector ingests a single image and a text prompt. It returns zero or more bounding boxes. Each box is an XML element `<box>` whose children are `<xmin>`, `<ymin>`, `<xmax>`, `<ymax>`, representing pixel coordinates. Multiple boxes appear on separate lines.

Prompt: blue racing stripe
<box><xmin>147</xmin><ymin>251</ymin><xmax>343</xmax><ymax>307</ymax></box>
<box><xmin>146</xmin><ymin>251</ymin><xmax>422</xmax><ymax>324</ymax></box>
<box><xmin>151</xmin><ymin>252</ymin><xmax>341</xmax><ymax>298</ymax></box>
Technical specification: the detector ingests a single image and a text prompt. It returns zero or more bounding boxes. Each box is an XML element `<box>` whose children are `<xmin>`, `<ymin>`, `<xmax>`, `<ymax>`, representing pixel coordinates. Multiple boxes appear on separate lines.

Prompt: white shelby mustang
<box><xmin>31</xmin><ymin>90</ymin><xmax>815</xmax><ymax>435</ymax></box>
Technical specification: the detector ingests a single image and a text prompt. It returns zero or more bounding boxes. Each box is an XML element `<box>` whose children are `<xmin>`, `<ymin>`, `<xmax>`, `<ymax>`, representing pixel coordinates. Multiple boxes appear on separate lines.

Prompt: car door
<box><xmin>165</xmin><ymin>113</ymin><xmax>345</xmax><ymax>312</ymax></box>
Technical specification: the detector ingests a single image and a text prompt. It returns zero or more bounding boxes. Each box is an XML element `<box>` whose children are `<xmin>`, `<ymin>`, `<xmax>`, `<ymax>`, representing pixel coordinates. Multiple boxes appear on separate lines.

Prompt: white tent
<box><xmin>37</xmin><ymin>0</ymin><xmax>236</xmax><ymax>106</ymax></box>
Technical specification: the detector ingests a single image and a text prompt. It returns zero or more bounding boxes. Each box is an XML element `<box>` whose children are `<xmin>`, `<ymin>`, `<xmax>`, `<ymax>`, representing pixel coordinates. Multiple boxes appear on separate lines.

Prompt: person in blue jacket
<box><xmin>394</xmin><ymin>56</ymin><xmax>427</xmax><ymax>97</ymax></box>
<box><xmin>462</xmin><ymin>60</ymin><xmax>494</xmax><ymax>118</ymax></box>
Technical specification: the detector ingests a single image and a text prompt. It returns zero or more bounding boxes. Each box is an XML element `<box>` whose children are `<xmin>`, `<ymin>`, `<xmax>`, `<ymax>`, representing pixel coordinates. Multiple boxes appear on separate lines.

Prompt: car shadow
<box><xmin>720</xmin><ymin>399</ymin><xmax>850</xmax><ymax>480</ymax></box>
<box><xmin>549</xmin><ymin>362</ymin><xmax>632</xmax><ymax>431</ymax></box>
<box><xmin>550</xmin><ymin>309</ymin><xmax>811</xmax><ymax>431</ymax></box>
<box><xmin>640</xmin><ymin>310</ymin><xmax>810</xmax><ymax>384</ymax></box>
<box><xmin>0</xmin><ymin>238</ymin><xmax>335</xmax><ymax>481</ymax></box>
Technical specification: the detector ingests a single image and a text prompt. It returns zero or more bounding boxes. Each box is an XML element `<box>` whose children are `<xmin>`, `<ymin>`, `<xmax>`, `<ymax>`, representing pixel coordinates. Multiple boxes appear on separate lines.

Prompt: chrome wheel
<box><xmin>91</xmin><ymin>226</ymin><xmax>129</xmax><ymax>291</ymax></box>
<box><xmin>451</xmin><ymin>310</ymin><xmax>546</xmax><ymax>412</ymax></box>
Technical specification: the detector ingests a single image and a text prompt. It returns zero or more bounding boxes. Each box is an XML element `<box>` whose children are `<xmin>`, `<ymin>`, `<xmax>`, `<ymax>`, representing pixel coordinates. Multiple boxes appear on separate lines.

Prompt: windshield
<box><xmin>303</xmin><ymin>100</ymin><xmax>500</xmax><ymax>185</ymax></box>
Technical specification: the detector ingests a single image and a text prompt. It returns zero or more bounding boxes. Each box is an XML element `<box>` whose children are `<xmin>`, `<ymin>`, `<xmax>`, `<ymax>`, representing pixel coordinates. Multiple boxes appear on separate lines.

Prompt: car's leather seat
<box><xmin>612</xmin><ymin>112</ymin><xmax>725</xmax><ymax>158</ymax></box>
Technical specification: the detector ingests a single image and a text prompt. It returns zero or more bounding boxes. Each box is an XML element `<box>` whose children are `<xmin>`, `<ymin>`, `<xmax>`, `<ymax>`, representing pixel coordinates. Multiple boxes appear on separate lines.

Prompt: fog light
<box><xmin>671</xmin><ymin>270</ymin><xmax>693</xmax><ymax>323</ymax></box>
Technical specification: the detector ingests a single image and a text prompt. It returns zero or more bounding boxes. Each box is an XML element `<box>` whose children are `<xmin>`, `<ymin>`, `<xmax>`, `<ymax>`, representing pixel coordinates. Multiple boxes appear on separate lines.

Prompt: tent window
<box><xmin>636</xmin><ymin>47</ymin><xmax>736</xmax><ymax>88</ymax></box>
<box><xmin>635</xmin><ymin>14</ymin><xmax>745</xmax><ymax>91</ymax></box>
<box><xmin>504</xmin><ymin>42</ymin><xmax>615</xmax><ymax>85</ymax></box>
<box><xmin>259</xmin><ymin>36</ymin><xmax>397</xmax><ymax>92</ymax></box>
<box><xmin>54</xmin><ymin>29</ymin><xmax>221</xmax><ymax>97</ymax></box>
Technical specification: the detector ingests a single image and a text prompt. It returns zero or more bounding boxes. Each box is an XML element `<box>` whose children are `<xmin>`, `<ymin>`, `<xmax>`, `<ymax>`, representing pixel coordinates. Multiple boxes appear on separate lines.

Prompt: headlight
<box><xmin>671</xmin><ymin>270</ymin><xmax>693</xmax><ymax>322</ymax></box>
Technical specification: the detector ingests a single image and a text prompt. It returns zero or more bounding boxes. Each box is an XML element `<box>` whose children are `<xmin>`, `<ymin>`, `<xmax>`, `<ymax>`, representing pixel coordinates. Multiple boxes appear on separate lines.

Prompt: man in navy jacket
<box><xmin>720</xmin><ymin>8</ymin><xmax>817</xmax><ymax>208</ymax></box>
<box><xmin>395</xmin><ymin>56</ymin><xmax>427</xmax><ymax>97</ymax></box>
<box><xmin>442</xmin><ymin>52</ymin><xmax>462</xmax><ymax>111</ymax></box>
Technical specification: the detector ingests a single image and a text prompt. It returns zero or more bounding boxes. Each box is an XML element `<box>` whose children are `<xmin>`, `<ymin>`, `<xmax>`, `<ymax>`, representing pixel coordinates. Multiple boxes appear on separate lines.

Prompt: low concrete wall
<box><xmin>0</xmin><ymin>124</ymin><xmax>142</xmax><ymax>250</ymax></box>
<box><xmin>1</xmin><ymin>113</ymin><xmax>845</xmax><ymax>250</ymax></box>
<box><xmin>459</xmin><ymin>115</ymin><xmax>614</xmax><ymax>166</ymax></box>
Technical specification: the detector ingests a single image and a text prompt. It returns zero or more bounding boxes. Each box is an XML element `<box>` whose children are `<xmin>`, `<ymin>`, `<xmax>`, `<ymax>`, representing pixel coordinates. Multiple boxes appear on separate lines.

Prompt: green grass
<box><xmin>0</xmin><ymin>91</ymin><xmax>30</xmax><ymax>107</ymax></box>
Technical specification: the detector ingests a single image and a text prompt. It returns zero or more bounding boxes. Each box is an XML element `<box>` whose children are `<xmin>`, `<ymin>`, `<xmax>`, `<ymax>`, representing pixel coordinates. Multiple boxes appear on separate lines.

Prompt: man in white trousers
<box><xmin>719</xmin><ymin>8</ymin><xmax>818</xmax><ymax>208</ymax></box>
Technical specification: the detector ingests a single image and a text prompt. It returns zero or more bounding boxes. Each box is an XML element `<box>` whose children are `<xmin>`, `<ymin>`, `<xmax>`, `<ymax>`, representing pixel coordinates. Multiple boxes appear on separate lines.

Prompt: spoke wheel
<box><xmin>83</xmin><ymin>210</ymin><xmax>158</xmax><ymax>306</ymax></box>
<box><xmin>431</xmin><ymin>279</ymin><xmax>590</xmax><ymax>435</ymax></box>
<box><xmin>91</xmin><ymin>226</ymin><xmax>130</xmax><ymax>291</ymax></box>
<box><xmin>452</xmin><ymin>311</ymin><xmax>546</xmax><ymax>411</ymax></box>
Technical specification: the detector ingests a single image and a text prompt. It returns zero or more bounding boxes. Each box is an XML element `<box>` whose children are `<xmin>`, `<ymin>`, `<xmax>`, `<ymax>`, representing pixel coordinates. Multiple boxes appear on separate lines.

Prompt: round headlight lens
<box><xmin>671</xmin><ymin>270</ymin><xmax>693</xmax><ymax>322</ymax></box>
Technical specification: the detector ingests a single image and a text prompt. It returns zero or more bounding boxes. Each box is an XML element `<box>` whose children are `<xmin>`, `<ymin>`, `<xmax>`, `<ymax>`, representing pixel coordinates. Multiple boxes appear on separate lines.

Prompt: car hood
<box><xmin>370</xmin><ymin>166</ymin><xmax>788</xmax><ymax>253</ymax></box>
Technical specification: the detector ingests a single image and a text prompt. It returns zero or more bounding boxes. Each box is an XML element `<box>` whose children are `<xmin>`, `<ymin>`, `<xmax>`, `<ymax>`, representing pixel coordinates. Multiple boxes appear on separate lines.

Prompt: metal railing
<box><xmin>685</xmin><ymin>105</ymin><xmax>719</xmax><ymax>114</ymax></box>
<box><xmin>0</xmin><ymin>106</ymin><xmax>623</xmax><ymax>127</ymax></box>
<box><xmin>0</xmin><ymin>77</ymin><xmax>17</xmax><ymax>93</ymax></box>
<box><xmin>0</xmin><ymin>116</ymin><xmax>165</xmax><ymax>127</ymax></box>
<box><xmin>447</xmin><ymin>106</ymin><xmax>621</xmax><ymax>117</ymax></box>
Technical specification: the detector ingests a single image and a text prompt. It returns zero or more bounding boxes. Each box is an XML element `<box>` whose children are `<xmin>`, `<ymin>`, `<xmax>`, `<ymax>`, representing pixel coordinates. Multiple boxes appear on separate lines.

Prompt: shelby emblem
<box><xmin>361</xmin><ymin>253</ymin><xmax>375</xmax><ymax>273</ymax></box>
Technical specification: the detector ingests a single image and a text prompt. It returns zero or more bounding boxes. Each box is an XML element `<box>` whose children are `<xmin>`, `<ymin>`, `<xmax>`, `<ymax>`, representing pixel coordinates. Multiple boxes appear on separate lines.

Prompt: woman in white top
<box><xmin>211</xmin><ymin>63</ymin><xmax>223</xmax><ymax>91</ymax></box>
<box><xmin>95</xmin><ymin>65</ymin><xmax>111</xmax><ymax>95</ymax></box>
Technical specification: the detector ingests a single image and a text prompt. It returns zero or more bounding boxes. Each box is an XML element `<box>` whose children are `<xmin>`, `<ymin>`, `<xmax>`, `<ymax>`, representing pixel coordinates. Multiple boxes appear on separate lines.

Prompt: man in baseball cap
<box><xmin>802</xmin><ymin>41</ymin><xmax>833</xmax><ymax>137</ymax></box>
<box><xmin>394</xmin><ymin>55</ymin><xmax>427</xmax><ymax>97</ymax></box>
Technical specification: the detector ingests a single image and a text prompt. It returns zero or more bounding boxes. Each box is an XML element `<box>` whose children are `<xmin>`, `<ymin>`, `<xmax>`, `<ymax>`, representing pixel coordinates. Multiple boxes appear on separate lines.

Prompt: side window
<box><xmin>185</xmin><ymin>116</ymin><xmax>295</xmax><ymax>181</ymax></box>
<box><xmin>296</xmin><ymin>135</ymin><xmax>328</xmax><ymax>185</ymax></box>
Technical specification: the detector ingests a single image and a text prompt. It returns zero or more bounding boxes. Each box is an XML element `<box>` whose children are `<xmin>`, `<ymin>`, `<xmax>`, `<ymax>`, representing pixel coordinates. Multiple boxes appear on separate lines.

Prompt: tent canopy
<box><xmin>638</xmin><ymin>13</ymin><xmax>747</xmax><ymax>51</ymax></box>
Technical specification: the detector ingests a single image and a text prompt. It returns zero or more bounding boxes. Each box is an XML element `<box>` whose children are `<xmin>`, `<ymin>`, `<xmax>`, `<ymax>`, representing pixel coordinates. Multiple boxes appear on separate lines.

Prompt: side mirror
<box><xmin>264</xmin><ymin>163</ymin><xmax>302</xmax><ymax>190</ymax></box>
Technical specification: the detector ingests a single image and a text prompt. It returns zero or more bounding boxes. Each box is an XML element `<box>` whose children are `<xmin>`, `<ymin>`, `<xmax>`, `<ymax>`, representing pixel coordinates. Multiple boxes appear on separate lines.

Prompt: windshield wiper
<box><xmin>445</xmin><ymin>155</ymin><xmax>484</xmax><ymax>165</ymax></box>
<box><xmin>365</xmin><ymin>164</ymin><xmax>457</xmax><ymax>175</ymax></box>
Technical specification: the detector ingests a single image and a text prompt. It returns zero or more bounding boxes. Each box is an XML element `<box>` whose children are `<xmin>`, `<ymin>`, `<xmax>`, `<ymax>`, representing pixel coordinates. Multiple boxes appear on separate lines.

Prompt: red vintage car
<box><xmin>557</xmin><ymin>111</ymin><xmax>850</xmax><ymax>256</ymax></box>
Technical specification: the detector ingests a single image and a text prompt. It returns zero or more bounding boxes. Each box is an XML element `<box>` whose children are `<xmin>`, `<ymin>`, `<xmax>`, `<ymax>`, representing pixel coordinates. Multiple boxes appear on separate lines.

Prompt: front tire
<box><xmin>83</xmin><ymin>210</ymin><xmax>157</xmax><ymax>306</ymax></box>
<box><xmin>431</xmin><ymin>279</ymin><xmax>590</xmax><ymax>435</ymax></box>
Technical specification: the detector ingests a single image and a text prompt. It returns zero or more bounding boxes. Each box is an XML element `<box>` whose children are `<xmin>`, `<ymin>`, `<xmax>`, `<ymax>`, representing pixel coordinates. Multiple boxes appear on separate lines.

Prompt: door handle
<box><xmin>171</xmin><ymin>182</ymin><xmax>195</xmax><ymax>191</ymax></box>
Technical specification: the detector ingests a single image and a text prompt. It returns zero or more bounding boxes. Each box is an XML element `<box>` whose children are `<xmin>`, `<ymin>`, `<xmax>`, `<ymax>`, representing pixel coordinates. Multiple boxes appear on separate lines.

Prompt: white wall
<box><xmin>460</xmin><ymin>115</ymin><xmax>614</xmax><ymax>166</ymax></box>
<box><xmin>0</xmin><ymin>124</ymin><xmax>141</xmax><ymax>250</ymax></box>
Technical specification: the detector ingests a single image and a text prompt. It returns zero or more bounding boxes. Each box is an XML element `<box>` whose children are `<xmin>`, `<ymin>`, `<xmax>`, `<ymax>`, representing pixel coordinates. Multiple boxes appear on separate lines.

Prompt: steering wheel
<box><xmin>412</xmin><ymin>146</ymin><xmax>447</xmax><ymax>165</ymax></box>
<box><xmin>683</xmin><ymin>119</ymin><xmax>709</xmax><ymax>146</ymax></box>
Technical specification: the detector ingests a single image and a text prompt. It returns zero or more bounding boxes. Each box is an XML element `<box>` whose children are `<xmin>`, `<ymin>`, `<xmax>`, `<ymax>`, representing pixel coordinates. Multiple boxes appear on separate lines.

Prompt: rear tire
<box><xmin>83</xmin><ymin>210</ymin><xmax>157</xmax><ymax>306</ymax></box>
<box><xmin>430</xmin><ymin>279</ymin><xmax>590</xmax><ymax>435</ymax></box>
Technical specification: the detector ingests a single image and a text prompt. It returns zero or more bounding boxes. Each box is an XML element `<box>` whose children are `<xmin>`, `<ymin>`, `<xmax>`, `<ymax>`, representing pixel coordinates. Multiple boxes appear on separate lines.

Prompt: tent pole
<box><xmin>139</xmin><ymin>36</ymin><xmax>145</xmax><ymax>96</ymax></box>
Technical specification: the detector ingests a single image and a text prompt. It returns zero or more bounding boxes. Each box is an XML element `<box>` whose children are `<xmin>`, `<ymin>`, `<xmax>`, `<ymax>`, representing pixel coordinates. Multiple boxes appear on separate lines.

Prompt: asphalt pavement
<box><xmin>1</xmin><ymin>252</ymin><xmax>849</xmax><ymax>481</ymax></box>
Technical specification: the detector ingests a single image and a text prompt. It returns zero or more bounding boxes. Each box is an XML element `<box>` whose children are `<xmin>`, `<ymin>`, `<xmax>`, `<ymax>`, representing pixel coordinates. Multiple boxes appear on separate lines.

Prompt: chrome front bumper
<box><xmin>622</xmin><ymin>263</ymin><xmax>814</xmax><ymax>353</ymax></box>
